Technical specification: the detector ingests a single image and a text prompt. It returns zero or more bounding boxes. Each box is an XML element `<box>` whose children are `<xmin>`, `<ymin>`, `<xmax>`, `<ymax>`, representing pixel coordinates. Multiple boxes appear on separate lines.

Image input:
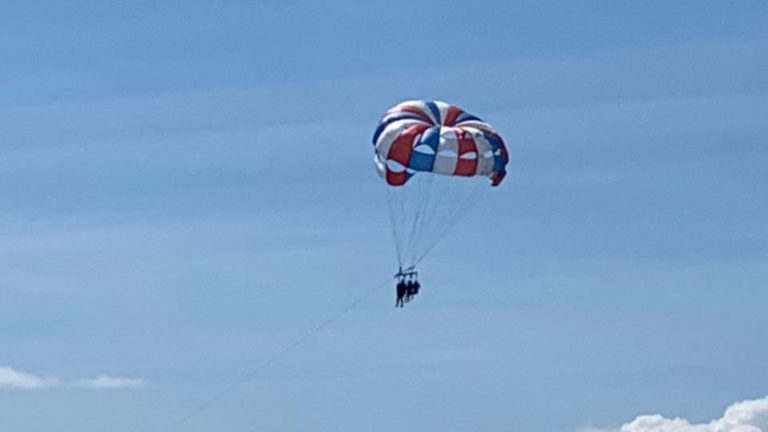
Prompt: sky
<box><xmin>1</xmin><ymin>1</ymin><xmax>767</xmax><ymax>431</ymax></box>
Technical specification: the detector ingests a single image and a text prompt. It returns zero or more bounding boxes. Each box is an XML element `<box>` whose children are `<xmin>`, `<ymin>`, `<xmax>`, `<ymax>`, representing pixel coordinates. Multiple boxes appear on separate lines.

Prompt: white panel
<box><xmin>386</xmin><ymin>159</ymin><xmax>406</xmax><ymax>173</ymax></box>
<box><xmin>432</xmin><ymin>127</ymin><xmax>458</xmax><ymax>175</ymax></box>
<box><xmin>413</xmin><ymin>144</ymin><xmax>436</xmax><ymax>155</ymax></box>
<box><xmin>455</xmin><ymin>119</ymin><xmax>493</xmax><ymax>130</ymax></box>
<box><xmin>470</xmin><ymin>128</ymin><xmax>494</xmax><ymax>176</ymax></box>
<box><xmin>434</xmin><ymin>100</ymin><xmax>450</xmax><ymax>125</ymax></box>
<box><xmin>374</xmin><ymin>155</ymin><xmax>387</xmax><ymax>179</ymax></box>
<box><xmin>408</xmin><ymin>100</ymin><xmax>437</xmax><ymax>124</ymax></box>
<box><xmin>374</xmin><ymin>119</ymin><xmax>422</xmax><ymax>157</ymax></box>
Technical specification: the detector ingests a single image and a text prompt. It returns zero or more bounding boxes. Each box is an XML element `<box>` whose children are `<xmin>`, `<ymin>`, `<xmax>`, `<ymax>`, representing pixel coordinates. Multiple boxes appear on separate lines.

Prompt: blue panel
<box><xmin>420</xmin><ymin>126</ymin><xmax>440</xmax><ymax>151</ymax></box>
<box><xmin>408</xmin><ymin>126</ymin><xmax>440</xmax><ymax>172</ymax></box>
<box><xmin>482</xmin><ymin>131</ymin><xmax>505</xmax><ymax>172</ymax></box>
<box><xmin>409</xmin><ymin>151</ymin><xmax>436</xmax><ymax>172</ymax></box>
<box><xmin>482</xmin><ymin>131</ymin><xmax>501</xmax><ymax>151</ymax></box>
<box><xmin>372</xmin><ymin>112</ymin><xmax>425</xmax><ymax>145</ymax></box>
<box><xmin>455</xmin><ymin>112</ymin><xmax>482</xmax><ymax>123</ymax></box>
<box><xmin>425</xmin><ymin>101</ymin><xmax>441</xmax><ymax>125</ymax></box>
<box><xmin>493</xmin><ymin>154</ymin><xmax>505</xmax><ymax>172</ymax></box>
<box><xmin>372</xmin><ymin>122</ymin><xmax>387</xmax><ymax>145</ymax></box>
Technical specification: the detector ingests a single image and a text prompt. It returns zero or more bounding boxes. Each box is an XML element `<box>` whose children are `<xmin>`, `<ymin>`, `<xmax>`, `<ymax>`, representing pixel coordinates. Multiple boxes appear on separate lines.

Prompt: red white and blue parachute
<box><xmin>373</xmin><ymin>100</ymin><xmax>508</xmax><ymax>187</ymax></box>
<box><xmin>372</xmin><ymin>100</ymin><xmax>509</xmax><ymax>270</ymax></box>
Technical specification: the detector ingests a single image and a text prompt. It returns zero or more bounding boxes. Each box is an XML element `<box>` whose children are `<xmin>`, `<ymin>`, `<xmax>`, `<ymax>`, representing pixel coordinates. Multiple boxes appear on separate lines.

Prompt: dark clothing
<box><xmin>396</xmin><ymin>281</ymin><xmax>406</xmax><ymax>307</ymax></box>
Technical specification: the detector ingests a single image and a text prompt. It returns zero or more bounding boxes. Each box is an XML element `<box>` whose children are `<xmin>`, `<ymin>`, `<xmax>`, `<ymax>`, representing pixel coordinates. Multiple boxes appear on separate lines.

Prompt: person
<box><xmin>395</xmin><ymin>278</ymin><xmax>406</xmax><ymax>307</ymax></box>
<box><xmin>412</xmin><ymin>278</ymin><xmax>420</xmax><ymax>296</ymax></box>
<box><xmin>405</xmin><ymin>277</ymin><xmax>415</xmax><ymax>302</ymax></box>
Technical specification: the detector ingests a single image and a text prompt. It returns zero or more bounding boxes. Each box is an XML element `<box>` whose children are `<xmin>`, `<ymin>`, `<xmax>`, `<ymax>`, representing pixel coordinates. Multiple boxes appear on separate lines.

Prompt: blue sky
<box><xmin>1</xmin><ymin>1</ymin><xmax>767</xmax><ymax>431</ymax></box>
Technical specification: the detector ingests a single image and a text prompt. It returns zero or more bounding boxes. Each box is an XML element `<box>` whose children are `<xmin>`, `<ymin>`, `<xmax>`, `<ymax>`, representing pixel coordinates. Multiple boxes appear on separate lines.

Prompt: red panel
<box><xmin>386</xmin><ymin>124</ymin><xmax>429</xmax><ymax>186</ymax></box>
<box><xmin>500</xmin><ymin>140</ymin><xmax>509</xmax><ymax>164</ymax></box>
<box><xmin>454</xmin><ymin>128</ymin><xmax>478</xmax><ymax>177</ymax></box>
<box><xmin>386</xmin><ymin>169</ymin><xmax>408</xmax><ymax>186</ymax></box>
<box><xmin>398</xmin><ymin>105</ymin><xmax>434</xmax><ymax>124</ymax></box>
<box><xmin>444</xmin><ymin>106</ymin><xmax>462</xmax><ymax>126</ymax></box>
<box><xmin>490</xmin><ymin>170</ymin><xmax>506</xmax><ymax>186</ymax></box>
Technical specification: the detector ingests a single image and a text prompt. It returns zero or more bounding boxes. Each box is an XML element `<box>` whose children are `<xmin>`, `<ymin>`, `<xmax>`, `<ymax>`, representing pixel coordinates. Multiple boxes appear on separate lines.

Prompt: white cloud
<box><xmin>0</xmin><ymin>367</ymin><xmax>145</xmax><ymax>391</ymax></box>
<box><xmin>73</xmin><ymin>375</ymin><xmax>146</xmax><ymax>390</ymax></box>
<box><xmin>590</xmin><ymin>396</ymin><xmax>768</xmax><ymax>432</ymax></box>
<box><xmin>0</xmin><ymin>366</ymin><xmax>59</xmax><ymax>390</ymax></box>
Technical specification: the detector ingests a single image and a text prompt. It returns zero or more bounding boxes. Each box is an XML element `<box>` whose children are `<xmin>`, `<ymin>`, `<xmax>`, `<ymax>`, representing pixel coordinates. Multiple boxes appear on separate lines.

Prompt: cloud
<box><xmin>0</xmin><ymin>367</ymin><xmax>145</xmax><ymax>391</ymax></box>
<box><xmin>0</xmin><ymin>366</ymin><xmax>59</xmax><ymax>390</ymax></box>
<box><xmin>73</xmin><ymin>375</ymin><xmax>146</xmax><ymax>390</ymax></box>
<box><xmin>590</xmin><ymin>396</ymin><xmax>768</xmax><ymax>432</ymax></box>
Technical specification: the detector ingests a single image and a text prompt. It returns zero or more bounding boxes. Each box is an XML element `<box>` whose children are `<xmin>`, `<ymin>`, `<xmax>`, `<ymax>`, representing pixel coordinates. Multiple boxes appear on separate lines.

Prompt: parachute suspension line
<box><xmin>385</xmin><ymin>188</ymin><xmax>404</xmax><ymax>267</ymax></box>
<box><xmin>403</xmin><ymin>173</ymin><xmax>435</xmax><ymax>266</ymax></box>
<box><xmin>166</xmin><ymin>276</ymin><xmax>392</xmax><ymax>430</ymax></box>
<box><xmin>412</xmin><ymin>178</ymin><xmax>484</xmax><ymax>267</ymax></box>
<box><xmin>386</xmin><ymin>173</ymin><xmax>486</xmax><ymax>269</ymax></box>
<box><xmin>386</xmin><ymin>174</ymin><xmax>418</xmax><ymax>267</ymax></box>
<box><xmin>386</xmin><ymin>172</ymin><xmax>435</xmax><ymax>268</ymax></box>
<box><xmin>409</xmin><ymin>173</ymin><xmax>453</xmax><ymax>262</ymax></box>
<box><xmin>397</xmin><ymin>180</ymin><xmax>409</xmax><ymax>263</ymax></box>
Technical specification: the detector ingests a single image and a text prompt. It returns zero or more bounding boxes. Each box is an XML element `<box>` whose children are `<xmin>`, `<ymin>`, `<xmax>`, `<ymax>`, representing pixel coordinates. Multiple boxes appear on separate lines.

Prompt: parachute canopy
<box><xmin>372</xmin><ymin>100</ymin><xmax>509</xmax><ymax>269</ymax></box>
<box><xmin>372</xmin><ymin>100</ymin><xmax>508</xmax><ymax>187</ymax></box>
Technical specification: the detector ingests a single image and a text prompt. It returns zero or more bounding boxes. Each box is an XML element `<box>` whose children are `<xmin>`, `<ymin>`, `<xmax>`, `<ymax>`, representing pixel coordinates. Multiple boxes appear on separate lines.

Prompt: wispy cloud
<box><xmin>588</xmin><ymin>396</ymin><xmax>768</xmax><ymax>432</ymax></box>
<box><xmin>0</xmin><ymin>366</ymin><xmax>59</xmax><ymax>390</ymax></box>
<box><xmin>73</xmin><ymin>375</ymin><xmax>146</xmax><ymax>390</ymax></box>
<box><xmin>0</xmin><ymin>366</ymin><xmax>145</xmax><ymax>391</ymax></box>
